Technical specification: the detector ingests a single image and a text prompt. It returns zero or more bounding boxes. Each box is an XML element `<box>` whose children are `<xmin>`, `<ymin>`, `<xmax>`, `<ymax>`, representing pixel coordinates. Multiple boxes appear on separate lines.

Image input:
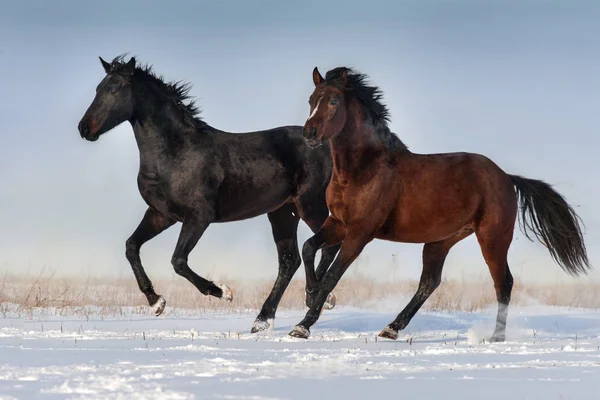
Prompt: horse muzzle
<box><xmin>78</xmin><ymin>119</ymin><xmax>100</xmax><ymax>141</ymax></box>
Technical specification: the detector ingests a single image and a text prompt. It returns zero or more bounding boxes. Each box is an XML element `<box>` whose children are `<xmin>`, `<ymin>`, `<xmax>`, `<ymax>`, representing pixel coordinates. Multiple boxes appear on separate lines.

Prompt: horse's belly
<box><xmin>215</xmin><ymin>183</ymin><xmax>292</xmax><ymax>222</ymax></box>
<box><xmin>376</xmin><ymin>206</ymin><xmax>476</xmax><ymax>244</ymax></box>
<box><xmin>376</xmin><ymin>224</ymin><xmax>471</xmax><ymax>244</ymax></box>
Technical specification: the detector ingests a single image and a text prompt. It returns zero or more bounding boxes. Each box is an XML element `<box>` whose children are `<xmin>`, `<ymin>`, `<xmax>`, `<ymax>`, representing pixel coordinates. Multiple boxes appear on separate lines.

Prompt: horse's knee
<box><xmin>276</xmin><ymin>239</ymin><xmax>301</xmax><ymax>267</ymax></box>
<box><xmin>320</xmin><ymin>244</ymin><xmax>339</xmax><ymax>261</ymax></box>
<box><xmin>283</xmin><ymin>255</ymin><xmax>301</xmax><ymax>277</ymax></box>
<box><xmin>302</xmin><ymin>239</ymin><xmax>317</xmax><ymax>262</ymax></box>
<box><xmin>171</xmin><ymin>256</ymin><xmax>188</xmax><ymax>276</ymax></box>
<box><xmin>285</xmin><ymin>249</ymin><xmax>301</xmax><ymax>269</ymax></box>
<box><xmin>430</xmin><ymin>274</ymin><xmax>442</xmax><ymax>291</ymax></box>
<box><xmin>418</xmin><ymin>275</ymin><xmax>441</xmax><ymax>296</ymax></box>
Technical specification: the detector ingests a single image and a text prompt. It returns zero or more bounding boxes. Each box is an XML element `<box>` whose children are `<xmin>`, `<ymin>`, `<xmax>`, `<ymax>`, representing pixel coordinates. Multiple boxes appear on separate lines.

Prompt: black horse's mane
<box><xmin>325</xmin><ymin>67</ymin><xmax>408</xmax><ymax>152</ymax></box>
<box><xmin>109</xmin><ymin>55</ymin><xmax>204</xmax><ymax>129</ymax></box>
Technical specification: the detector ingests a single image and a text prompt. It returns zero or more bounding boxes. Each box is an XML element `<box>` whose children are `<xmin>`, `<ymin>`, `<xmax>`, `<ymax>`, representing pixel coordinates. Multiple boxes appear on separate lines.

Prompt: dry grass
<box><xmin>1</xmin><ymin>268</ymin><xmax>599</xmax><ymax>319</ymax></box>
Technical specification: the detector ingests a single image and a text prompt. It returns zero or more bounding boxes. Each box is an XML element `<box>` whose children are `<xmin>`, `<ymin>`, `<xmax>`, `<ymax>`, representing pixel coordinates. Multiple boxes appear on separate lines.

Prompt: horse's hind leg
<box><xmin>251</xmin><ymin>203</ymin><xmax>301</xmax><ymax>333</ymax></box>
<box><xmin>379</xmin><ymin>231</ymin><xmax>471</xmax><ymax>340</ymax></box>
<box><xmin>475</xmin><ymin>226</ymin><xmax>514</xmax><ymax>342</ymax></box>
<box><xmin>125</xmin><ymin>207</ymin><xmax>175</xmax><ymax>316</ymax></box>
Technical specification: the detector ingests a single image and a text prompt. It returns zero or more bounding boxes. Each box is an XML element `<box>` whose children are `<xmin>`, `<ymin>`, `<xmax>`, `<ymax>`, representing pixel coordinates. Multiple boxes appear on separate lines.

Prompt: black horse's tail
<box><xmin>509</xmin><ymin>174</ymin><xmax>591</xmax><ymax>276</ymax></box>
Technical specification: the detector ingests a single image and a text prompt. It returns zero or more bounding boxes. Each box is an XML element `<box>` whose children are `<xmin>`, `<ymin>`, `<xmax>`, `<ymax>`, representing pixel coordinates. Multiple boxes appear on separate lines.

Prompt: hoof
<box><xmin>322</xmin><ymin>292</ymin><xmax>337</xmax><ymax>310</ymax></box>
<box><xmin>288</xmin><ymin>325</ymin><xmax>310</xmax><ymax>339</ymax></box>
<box><xmin>378</xmin><ymin>326</ymin><xmax>399</xmax><ymax>340</ymax></box>
<box><xmin>251</xmin><ymin>318</ymin><xmax>274</xmax><ymax>334</ymax></box>
<box><xmin>220</xmin><ymin>284</ymin><xmax>233</xmax><ymax>302</ymax></box>
<box><xmin>152</xmin><ymin>296</ymin><xmax>166</xmax><ymax>316</ymax></box>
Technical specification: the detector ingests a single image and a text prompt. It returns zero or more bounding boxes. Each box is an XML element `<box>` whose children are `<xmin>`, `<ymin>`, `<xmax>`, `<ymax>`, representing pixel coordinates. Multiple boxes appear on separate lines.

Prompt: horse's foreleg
<box><xmin>315</xmin><ymin>244</ymin><xmax>341</xmax><ymax>282</ymax></box>
<box><xmin>302</xmin><ymin>217</ymin><xmax>345</xmax><ymax>309</ymax></box>
<box><xmin>290</xmin><ymin>231</ymin><xmax>370</xmax><ymax>339</ymax></box>
<box><xmin>170</xmin><ymin>212</ymin><xmax>232</xmax><ymax>302</ymax></box>
<box><xmin>313</xmin><ymin>244</ymin><xmax>341</xmax><ymax>310</ymax></box>
<box><xmin>125</xmin><ymin>207</ymin><xmax>175</xmax><ymax>316</ymax></box>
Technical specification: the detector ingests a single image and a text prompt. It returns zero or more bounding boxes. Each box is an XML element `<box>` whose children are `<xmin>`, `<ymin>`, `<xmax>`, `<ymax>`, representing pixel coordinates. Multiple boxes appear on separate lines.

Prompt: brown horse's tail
<box><xmin>509</xmin><ymin>174</ymin><xmax>591</xmax><ymax>276</ymax></box>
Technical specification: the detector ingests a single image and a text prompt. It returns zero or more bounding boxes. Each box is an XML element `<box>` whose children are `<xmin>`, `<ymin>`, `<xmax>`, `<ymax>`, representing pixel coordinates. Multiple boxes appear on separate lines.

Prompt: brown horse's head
<box><xmin>303</xmin><ymin>66</ymin><xmax>391</xmax><ymax>148</ymax></box>
<box><xmin>303</xmin><ymin>67</ymin><xmax>350</xmax><ymax>147</ymax></box>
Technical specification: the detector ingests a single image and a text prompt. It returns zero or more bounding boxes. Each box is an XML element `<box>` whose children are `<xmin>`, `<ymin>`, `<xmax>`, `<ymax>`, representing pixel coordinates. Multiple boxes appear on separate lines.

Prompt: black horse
<box><xmin>77</xmin><ymin>55</ymin><xmax>339</xmax><ymax>332</ymax></box>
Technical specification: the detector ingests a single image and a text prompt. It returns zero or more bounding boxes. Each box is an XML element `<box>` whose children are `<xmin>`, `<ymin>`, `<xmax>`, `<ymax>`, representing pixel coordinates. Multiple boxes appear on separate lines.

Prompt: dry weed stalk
<box><xmin>0</xmin><ymin>269</ymin><xmax>598</xmax><ymax>318</ymax></box>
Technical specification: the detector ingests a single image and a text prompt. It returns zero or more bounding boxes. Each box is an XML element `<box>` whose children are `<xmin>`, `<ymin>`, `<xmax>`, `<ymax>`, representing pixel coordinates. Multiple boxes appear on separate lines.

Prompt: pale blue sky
<box><xmin>0</xmin><ymin>0</ymin><xmax>599</xmax><ymax>285</ymax></box>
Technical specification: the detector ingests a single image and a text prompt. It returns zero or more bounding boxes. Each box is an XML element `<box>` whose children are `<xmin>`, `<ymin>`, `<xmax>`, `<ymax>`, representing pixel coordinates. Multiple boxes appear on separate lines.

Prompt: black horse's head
<box><xmin>78</xmin><ymin>56</ymin><xmax>137</xmax><ymax>141</ymax></box>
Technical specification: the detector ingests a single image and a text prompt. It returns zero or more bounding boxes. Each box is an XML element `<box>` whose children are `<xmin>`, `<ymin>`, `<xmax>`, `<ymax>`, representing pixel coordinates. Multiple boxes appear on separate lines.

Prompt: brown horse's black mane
<box><xmin>325</xmin><ymin>67</ymin><xmax>408</xmax><ymax>152</ymax></box>
<box><xmin>108</xmin><ymin>54</ymin><xmax>204</xmax><ymax>129</ymax></box>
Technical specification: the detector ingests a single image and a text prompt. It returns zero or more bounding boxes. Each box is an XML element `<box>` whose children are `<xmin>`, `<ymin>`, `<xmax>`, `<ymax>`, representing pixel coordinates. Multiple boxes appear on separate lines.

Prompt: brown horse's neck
<box><xmin>329</xmin><ymin>115</ymin><xmax>391</xmax><ymax>182</ymax></box>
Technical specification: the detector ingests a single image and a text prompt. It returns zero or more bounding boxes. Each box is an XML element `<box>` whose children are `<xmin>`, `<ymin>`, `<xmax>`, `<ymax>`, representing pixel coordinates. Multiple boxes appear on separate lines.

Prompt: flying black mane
<box><xmin>109</xmin><ymin>55</ymin><xmax>204</xmax><ymax>129</ymax></box>
<box><xmin>325</xmin><ymin>67</ymin><xmax>408</xmax><ymax>152</ymax></box>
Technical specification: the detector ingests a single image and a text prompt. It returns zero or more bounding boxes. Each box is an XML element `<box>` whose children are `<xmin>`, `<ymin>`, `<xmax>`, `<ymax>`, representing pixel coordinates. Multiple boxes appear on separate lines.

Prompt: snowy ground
<box><xmin>1</xmin><ymin>305</ymin><xmax>599</xmax><ymax>400</ymax></box>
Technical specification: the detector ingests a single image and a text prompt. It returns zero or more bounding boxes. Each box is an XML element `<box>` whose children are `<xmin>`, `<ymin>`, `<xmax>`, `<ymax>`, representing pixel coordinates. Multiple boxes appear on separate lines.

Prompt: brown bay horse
<box><xmin>289</xmin><ymin>66</ymin><xmax>591</xmax><ymax>342</ymax></box>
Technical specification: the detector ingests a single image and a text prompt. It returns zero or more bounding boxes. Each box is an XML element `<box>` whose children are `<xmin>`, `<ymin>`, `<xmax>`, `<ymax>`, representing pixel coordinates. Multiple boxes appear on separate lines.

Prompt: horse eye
<box><xmin>330</xmin><ymin>98</ymin><xmax>338</xmax><ymax>106</ymax></box>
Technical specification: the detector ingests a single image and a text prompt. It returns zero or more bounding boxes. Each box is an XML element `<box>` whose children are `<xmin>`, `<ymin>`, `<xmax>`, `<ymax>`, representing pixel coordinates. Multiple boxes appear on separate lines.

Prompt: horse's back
<box><xmin>381</xmin><ymin>151</ymin><xmax>515</xmax><ymax>242</ymax></box>
<box><xmin>206</xmin><ymin>126</ymin><xmax>332</xmax><ymax>222</ymax></box>
<box><xmin>239</xmin><ymin>126</ymin><xmax>333</xmax><ymax>196</ymax></box>
<box><xmin>400</xmin><ymin>150</ymin><xmax>513</xmax><ymax>194</ymax></box>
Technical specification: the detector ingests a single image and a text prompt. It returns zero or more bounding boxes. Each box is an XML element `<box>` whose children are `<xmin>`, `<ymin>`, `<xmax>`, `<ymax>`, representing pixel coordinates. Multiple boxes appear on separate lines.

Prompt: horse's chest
<box><xmin>137</xmin><ymin>174</ymin><xmax>185</xmax><ymax>221</ymax></box>
<box><xmin>326</xmin><ymin>183</ymin><xmax>355</xmax><ymax>224</ymax></box>
<box><xmin>326</xmin><ymin>171</ymin><xmax>391</xmax><ymax>226</ymax></box>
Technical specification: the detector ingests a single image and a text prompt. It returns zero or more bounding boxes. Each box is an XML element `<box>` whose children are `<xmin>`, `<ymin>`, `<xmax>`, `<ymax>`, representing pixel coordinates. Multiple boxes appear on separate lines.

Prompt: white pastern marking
<box><xmin>152</xmin><ymin>296</ymin><xmax>166</xmax><ymax>316</ymax></box>
<box><xmin>220</xmin><ymin>284</ymin><xmax>233</xmax><ymax>302</ymax></box>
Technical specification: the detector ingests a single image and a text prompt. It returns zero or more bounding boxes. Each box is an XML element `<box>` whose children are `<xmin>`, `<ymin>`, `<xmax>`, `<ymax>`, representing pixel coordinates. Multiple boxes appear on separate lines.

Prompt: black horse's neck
<box><xmin>128</xmin><ymin>80</ymin><xmax>212</xmax><ymax>164</ymax></box>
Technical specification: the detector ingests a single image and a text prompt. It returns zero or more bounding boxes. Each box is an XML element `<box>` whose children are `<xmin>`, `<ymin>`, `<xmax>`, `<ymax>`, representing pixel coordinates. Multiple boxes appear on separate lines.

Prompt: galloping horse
<box><xmin>290</xmin><ymin>66</ymin><xmax>591</xmax><ymax>341</ymax></box>
<box><xmin>77</xmin><ymin>56</ymin><xmax>339</xmax><ymax>332</ymax></box>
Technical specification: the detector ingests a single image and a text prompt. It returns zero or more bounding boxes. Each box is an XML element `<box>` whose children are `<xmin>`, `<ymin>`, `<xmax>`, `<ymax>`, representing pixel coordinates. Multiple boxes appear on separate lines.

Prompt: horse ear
<box><xmin>339</xmin><ymin>69</ymin><xmax>348</xmax><ymax>86</ymax></box>
<box><xmin>99</xmin><ymin>57</ymin><xmax>111</xmax><ymax>74</ymax></box>
<box><xmin>312</xmin><ymin>67</ymin><xmax>324</xmax><ymax>87</ymax></box>
<box><xmin>122</xmin><ymin>57</ymin><xmax>136</xmax><ymax>75</ymax></box>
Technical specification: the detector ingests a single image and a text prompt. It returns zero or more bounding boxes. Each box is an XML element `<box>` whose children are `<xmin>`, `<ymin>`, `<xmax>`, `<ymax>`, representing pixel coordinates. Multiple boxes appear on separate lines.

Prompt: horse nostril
<box><xmin>78</xmin><ymin>120</ymin><xmax>90</xmax><ymax>137</ymax></box>
<box><xmin>303</xmin><ymin>126</ymin><xmax>318</xmax><ymax>140</ymax></box>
